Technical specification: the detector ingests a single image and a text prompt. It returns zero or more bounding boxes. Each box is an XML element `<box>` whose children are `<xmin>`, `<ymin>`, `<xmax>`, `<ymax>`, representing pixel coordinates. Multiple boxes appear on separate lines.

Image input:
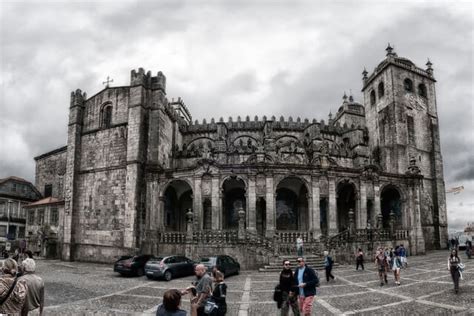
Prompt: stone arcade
<box><xmin>34</xmin><ymin>46</ymin><xmax>447</xmax><ymax>268</ymax></box>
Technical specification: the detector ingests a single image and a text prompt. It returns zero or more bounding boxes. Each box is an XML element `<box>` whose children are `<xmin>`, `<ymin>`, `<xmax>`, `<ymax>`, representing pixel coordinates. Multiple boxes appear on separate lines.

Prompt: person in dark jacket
<box><xmin>210</xmin><ymin>271</ymin><xmax>227</xmax><ymax>316</ymax></box>
<box><xmin>323</xmin><ymin>251</ymin><xmax>335</xmax><ymax>282</ymax></box>
<box><xmin>355</xmin><ymin>248</ymin><xmax>364</xmax><ymax>270</ymax></box>
<box><xmin>295</xmin><ymin>257</ymin><xmax>318</xmax><ymax>316</ymax></box>
<box><xmin>279</xmin><ymin>260</ymin><xmax>300</xmax><ymax>316</ymax></box>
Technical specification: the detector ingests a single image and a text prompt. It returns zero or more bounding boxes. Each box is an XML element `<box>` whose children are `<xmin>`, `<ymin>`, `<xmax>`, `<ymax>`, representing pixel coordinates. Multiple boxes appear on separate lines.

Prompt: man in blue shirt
<box><xmin>294</xmin><ymin>257</ymin><xmax>318</xmax><ymax>316</ymax></box>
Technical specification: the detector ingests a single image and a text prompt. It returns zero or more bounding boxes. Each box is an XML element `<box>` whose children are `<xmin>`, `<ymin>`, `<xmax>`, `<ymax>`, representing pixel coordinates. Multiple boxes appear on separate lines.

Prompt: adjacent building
<box><xmin>0</xmin><ymin>176</ymin><xmax>41</xmax><ymax>250</ymax></box>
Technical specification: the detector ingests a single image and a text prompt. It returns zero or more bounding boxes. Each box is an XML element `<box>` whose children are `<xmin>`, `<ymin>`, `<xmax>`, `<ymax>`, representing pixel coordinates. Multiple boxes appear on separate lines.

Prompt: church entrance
<box><xmin>202</xmin><ymin>198</ymin><xmax>212</xmax><ymax>230</ymax></box>
<box><xmin>381</xmin><ymin>186</ymin><xmax>402</xmax><ymax>228</ymax></box>
<box><xmin>222</xmin><ymin>177</ymin><xmax>246</xmax><ymax>230</ymax></box>
<box><xmin>320</xmin><ymin>198</ymin><xmax>328</xmax><ymax>236</ymax></box>
<box><xmin>256</xmin><ymin>197</ymin><xmax>266</xmax><ymax>236</ymax></box>
<box><xmin>337</xmin><ymin>182</ymin><xmax>357</xmax><ymax>232</ymax></box>
<box><xmin>163</xmin><ymin>180</ymin><xmax>193</xmax><ymax>232</ymax></box>
<box><xmin>275</xmin><ymin>177</ymin><xmax>309</xmax><ymax>231</ymax></box>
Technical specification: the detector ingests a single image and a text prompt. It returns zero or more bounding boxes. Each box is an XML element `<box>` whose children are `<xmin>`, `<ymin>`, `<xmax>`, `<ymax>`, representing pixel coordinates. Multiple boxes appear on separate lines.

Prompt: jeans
<box><xmin>280</xmin><ymin>291</ymin><xmax>300</xmax><ymax>316</ymax></box>
<box><xmin>325</xmin><ymin>267</ymin><xmax>334</xmax><ymax>282</ymax></box>
<box><xmin>356</xmin><ymin>260</ymin><xmax>364</xmax><ymax>270</ymax></box>
<box><xmin>450</xmin><ymin>267</ymin><xmax>460</xmax><ymax>291</ymax></box>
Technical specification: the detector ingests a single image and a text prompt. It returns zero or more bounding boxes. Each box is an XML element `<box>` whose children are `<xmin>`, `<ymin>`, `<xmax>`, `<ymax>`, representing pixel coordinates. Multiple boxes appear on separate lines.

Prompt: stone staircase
<box><xmin>259</xmin><ymin>254</ymin><xmax>330</xmax><ymax>272</ymax></box>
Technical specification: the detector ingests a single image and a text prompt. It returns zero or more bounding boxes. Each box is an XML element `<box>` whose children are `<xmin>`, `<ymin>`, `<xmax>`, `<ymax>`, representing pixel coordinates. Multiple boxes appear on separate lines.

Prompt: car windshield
<box><xmin>200</xmin><ymin>257</ymin><xmax>215</xmax><ymax>263</ymax></box>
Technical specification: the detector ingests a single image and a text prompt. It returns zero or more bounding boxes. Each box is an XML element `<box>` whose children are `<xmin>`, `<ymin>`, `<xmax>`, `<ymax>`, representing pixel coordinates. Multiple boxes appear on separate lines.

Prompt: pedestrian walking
<box><xmin>390</xmin><ymin>249</ymin><xmax>402</xmax><ymax>285</ymax></box>
<box><xmin>19</xmin><ymin>258</ymin><xmax>44</xmax><ymax>316</ymax></box>
<box><xmin>448</xmin><ymin>249</ymin><xmax>462</xmax><ymax>294</ymax></box>
<box><xmin>295</xmin><ymin>257</ymin><xmax>318</xmax><ymax>316</ymax></box>
<box><xmin>279</xmin><ymin>260</ymin><xmax>299</xmax><ymax>316</ymax></box>
<box><xmin>323</xmin><ymin>251</ymin><xmax>335</xmax><ymax>282</ymax></box>
<box><xmin>355</xmin><ymin>248</ymin><xmax>364</xmax><ymax>270</ymax></box>
<box><xmin>375</xmin><ymin>248</ymin><xmax>388</xmax><ymax>286</ymax></box>
<box><xmin>0</xmin><ymin>258</ymin><xmax>28</xmax><ymax>315</ymax></box>
<box><xmin>296</xmin><ymin>236</ymin><xmax>304</xmax><ymax>257</ymax></box>
<box><xmin>465</xmin><ymin>240</ymin><xmax>472</xmax><ymax>259</ymax></box>
<box><xmin>156</xmin><ymin>289</ymin><xmax>187</xmax><ymax>316</ymax></box>
<box><xmin>209</xmin><ymin>271</ymin><xmax>227</xmax><ymax>316</ymax></box>
<box><xmin>187</xmin><ymin>264</ymin><xmax>213</xmax><ymax>316</ymax></box>
<box><xmin>399</xmin><ymin>244</ymin><xmax>407</xmax><ymax>268</ymax></box>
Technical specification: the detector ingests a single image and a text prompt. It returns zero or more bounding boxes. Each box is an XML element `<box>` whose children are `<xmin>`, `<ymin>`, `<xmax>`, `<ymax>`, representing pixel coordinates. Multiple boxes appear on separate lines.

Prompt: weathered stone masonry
<box><xmin>36</xmin><ymin>46</ymin><xmax>447</xmax><ymax>267</ymax></box>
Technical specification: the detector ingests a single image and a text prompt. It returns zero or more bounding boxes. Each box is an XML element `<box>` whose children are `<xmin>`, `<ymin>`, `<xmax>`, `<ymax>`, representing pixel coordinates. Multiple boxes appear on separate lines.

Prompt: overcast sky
<box><xmin>0</xmin><ymin>0</ymin><xmax>472</xmax><ymax>231</ymax></box>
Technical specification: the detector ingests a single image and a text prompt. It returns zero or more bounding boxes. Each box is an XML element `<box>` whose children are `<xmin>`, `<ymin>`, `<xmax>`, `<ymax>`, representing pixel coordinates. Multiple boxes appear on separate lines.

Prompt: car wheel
<box><xmin>137</xmin><ymin>268</ymin><xmax>145</xmax><ymax>277</ymax></box>
<box><xmin>164</xmin><ymin>270</ymin><xmax>173</xmax><ymax>281</ymax></box>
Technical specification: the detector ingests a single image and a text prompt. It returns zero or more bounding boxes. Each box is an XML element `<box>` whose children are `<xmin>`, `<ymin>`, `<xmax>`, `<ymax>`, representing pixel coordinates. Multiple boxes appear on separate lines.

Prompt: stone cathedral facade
<box><xmin>34</xmin><ymin>46</ymin><xmax>447</xmax><ymax>267</ymax></box>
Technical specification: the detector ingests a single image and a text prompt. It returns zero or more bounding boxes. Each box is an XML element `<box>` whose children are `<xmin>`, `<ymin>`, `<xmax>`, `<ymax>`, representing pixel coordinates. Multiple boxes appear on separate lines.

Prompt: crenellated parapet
<box><xmin>70</xmin><ymin>89</ymin><xmax>87</xmax><ymax>108</ymax></box>
<box><xmin>130</xmin><ymin>68</ymin><xmax>166</xmax><ymax>92</ymax></box>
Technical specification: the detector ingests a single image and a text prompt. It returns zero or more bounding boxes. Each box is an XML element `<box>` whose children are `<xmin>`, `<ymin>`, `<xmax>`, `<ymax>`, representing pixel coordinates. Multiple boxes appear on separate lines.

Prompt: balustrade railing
<box><xmin>274</xmin><ymin>231</ymin><xmax>314</xmax><ymax>243</ymax></box>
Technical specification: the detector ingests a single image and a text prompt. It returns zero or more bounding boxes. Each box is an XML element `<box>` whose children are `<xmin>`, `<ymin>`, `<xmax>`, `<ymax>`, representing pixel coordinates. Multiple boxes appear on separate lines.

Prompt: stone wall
<box><xmin>35</xmin><ymin>147</ymin><xmax>67</xmax><ymax>199</ymax></box>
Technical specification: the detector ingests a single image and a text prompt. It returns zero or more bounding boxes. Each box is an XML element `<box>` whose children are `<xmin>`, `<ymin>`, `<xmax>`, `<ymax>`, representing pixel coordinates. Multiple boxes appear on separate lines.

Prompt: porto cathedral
<box><xmin>34</xmin><ymin>45</ymin><xmax>447</xmax><ymax>268</ymax></box>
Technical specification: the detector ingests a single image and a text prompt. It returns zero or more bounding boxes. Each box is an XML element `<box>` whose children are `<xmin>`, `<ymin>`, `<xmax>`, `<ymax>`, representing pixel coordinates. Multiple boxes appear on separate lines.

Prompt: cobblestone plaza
<box><xmin>37</xmin><ymin>250</ymin><xmax>472</xmax><ymax>315</ymax></box>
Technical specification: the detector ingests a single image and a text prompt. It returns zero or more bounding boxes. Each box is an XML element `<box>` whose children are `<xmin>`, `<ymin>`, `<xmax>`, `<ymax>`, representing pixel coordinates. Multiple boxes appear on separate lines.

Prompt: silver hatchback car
<box><xmin>144</xmin><ymin>255</ymin><xmax>196</xmax><ymax>281</ymax></box>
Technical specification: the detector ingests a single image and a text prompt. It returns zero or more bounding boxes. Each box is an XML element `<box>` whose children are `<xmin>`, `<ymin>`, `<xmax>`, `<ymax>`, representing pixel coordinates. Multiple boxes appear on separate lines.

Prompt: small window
<box><xmin>0</xmin><ymin>226</ymin><xmax>6</xmax><ymax>237</ymax></box>
<box><xmin>102</xmin><ymin>105</ymin><xmax>113</xmax><ymax>128</ymax></box>
<box><xmin>370</xmin><ymin>90</ymin><xmax>376</xmax><ymax>106</ymax></box>
<box><xmin>28</xmin><ymin>210</ymin><xmax>35</xmax><ymax>225</ymax></box>
<box><xmin>50</xmin><ymin>207</ymin><xmax>59</xmax><ymax>225</ymax></box>
<box><xmin>418</xmin><ymin>84</ymin><xmax>427</xmax><ymax>98</ymax></box>
<box><xmin>44</xmin><ymin>184</ymin><xmax>52</xmax><ymax>197</ymax></box>
<box><xmin>12</xmin><ymin>183</ymin><xmax>17</xmax><ymax>192</ymax></box>
<box><xmin>404</xmin><ymin>78</ymin><xmax>413</xmax><ymax>92</ymax></box>
<box><xmin>378</xmin><ymin>82</ymin><xmax>384</xmax><ymax>98</ymax></box>
<box><xmin>37</xmin><ymin>209</ymin><xmax>44</xmax><ymax>225</ymax></box>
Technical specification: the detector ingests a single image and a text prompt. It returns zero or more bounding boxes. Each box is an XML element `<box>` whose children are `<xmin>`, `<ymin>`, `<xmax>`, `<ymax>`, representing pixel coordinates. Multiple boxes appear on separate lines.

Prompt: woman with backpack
<box><xmin>209</xmin><ymin>270</ymin><xmax>227</xmax><ymax>315</ymax></box>
<box><xmin>448</xmin><ymin>249</ymin><xmax>462</xmax><ymax>294</ymax></box>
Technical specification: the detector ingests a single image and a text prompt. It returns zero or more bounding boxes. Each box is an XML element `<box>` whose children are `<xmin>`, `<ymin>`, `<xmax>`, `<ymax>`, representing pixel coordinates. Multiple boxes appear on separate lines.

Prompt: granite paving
<box><xmin>37</xmin><ymin>250</ymin><xmax>473</xmax><ymax>315</ymax></box>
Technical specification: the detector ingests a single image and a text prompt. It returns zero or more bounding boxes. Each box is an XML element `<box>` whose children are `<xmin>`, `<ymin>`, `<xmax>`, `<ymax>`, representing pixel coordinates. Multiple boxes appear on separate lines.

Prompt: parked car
<box><xmin>114</xmin><ymin>254</ymin><xmax>154</xmax><ymax>277</ymax></box>
<box><xmin>145</xmin><ymin>255</ymin><xmax>196</xmax><ymax>281</ymax></box>
<box><xmin>199</xmin><ymin>255</ymin><xmax>240</xmax><ymax>277</ymax></box>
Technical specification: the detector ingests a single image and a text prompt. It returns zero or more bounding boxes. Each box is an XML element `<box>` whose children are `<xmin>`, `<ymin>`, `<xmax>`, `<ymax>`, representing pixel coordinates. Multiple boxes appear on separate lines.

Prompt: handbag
<box><xmin>204</xmin><ymin>298</ymin><xmax>218</xmax><ymax>315</ymax></box>
<box><xmin>458</xmin><ymin>263</ymin><xmax>465</xmax><ymax>272</ymax></box>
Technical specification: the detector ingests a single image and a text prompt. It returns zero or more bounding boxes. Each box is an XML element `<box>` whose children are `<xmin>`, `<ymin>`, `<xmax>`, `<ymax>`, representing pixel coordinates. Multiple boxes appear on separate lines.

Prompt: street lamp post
<box><xmin>7</xmin><ymin>200</ymin><xmax>12</xmax><ymax>240</ymax></box>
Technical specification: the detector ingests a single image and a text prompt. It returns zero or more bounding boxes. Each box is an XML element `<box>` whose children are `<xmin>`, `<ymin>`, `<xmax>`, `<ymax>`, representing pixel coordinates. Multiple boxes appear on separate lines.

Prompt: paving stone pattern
<box><xmin>40</xmin><ymin>250</ymin><xmax>473</xmax><ymax>315</ymax></box>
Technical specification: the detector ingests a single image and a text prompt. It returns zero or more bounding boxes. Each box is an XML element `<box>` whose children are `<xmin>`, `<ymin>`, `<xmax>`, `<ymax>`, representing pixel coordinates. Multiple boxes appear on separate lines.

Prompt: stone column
<box><xmin>311</xmin><ymin>176</ymin><xmax>321</xmax><ymax>240</ymax></box>
<box><xmin>186</xmin><ymin>210</ymin><xmax>194</xmax><ymax>242</ymax></box>
<box><xmin>359</xmin><ymin>180</ymin><xmax>367</xmax><ymax>229</ymax></box>
<box><xmin>265</xmin><ymin>175</ymin><xmax>275</xmax><ymax>238</ymax></box>
<box><xmin>373</xmin><ymin>183</ymin><xmax>381</xmax><ymax>227</ymax></box>
<box><xmin>238</xmin><ymin>207</ymin><xmax>246</xmax><ymax>240</ymax></box>
<box><xmin>307</xmin><ymin>193</ymin><xmax>313</xmax><ymax>232</ymax></box>
<box><xmin>247</xmin><ymin>176</ymin><xmax>257</xmax><ymax>232</ymax></box>
<box><xmin>63</xmin><ymin>89</ymin><xmax>85</xmax><ymax>261</ymax></box>
<box><xmin>146</xmin><ymin>179</ymin><xmax>159</xmax><ymax>230</ymax></box>
<box><xmin>328</xmin><ymin>176</ymin><xmax>338</xmax><ymax>236</ymax></box>
<box><xmin>211</xmin><ymin>177</ymin><xmax>220</xmax><ymax>230</ymax></box>
<box><xmin>348</xmin><ymin>208</ymin><xmax>355</xmax><ymax>234</ymax></box>
<box><xmin>412</xmin><ymin>180</ymin><xmax>425</xmax><ymax>254</ymax></box>
<box><xmin>157</xmin><ymin>196</ymin><xmax>165</xmax><ymax>230</ymax></box>
<box><xmin>193</xmin><ymin>177</ymin><xmax>202</xmax><ymax>230</ymax></box>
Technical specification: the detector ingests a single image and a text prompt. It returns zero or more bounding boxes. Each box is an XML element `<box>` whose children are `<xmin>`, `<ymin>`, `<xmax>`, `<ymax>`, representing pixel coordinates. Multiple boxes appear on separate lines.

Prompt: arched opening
<box><xmin>276</xmin><ymin>177</ymin><xmax>308</xmax><ymax>231</ymax></box>
<box><xmin>101</xmin><ymin>105</ymin><xmax>113</xmax><ymax>128</ymax></box>
<box><xmin>256</xmin><ymin>197</ymin><xmax>266</xmax><ymax>236</ymax></box>
<box><xmin>370</xmin><ymin>90</ymin><xmax>376</xmax><ymax>106</ymax></box>
<box><xmin>404</xmin><ymin>78</ymin><xmax>413</xmax><ymax>92</ymax></box>
<box><xmin>381</xmin><ymin>186</ymin><xmax>402</xmax><ymax>229</ymax></box>
<box><xmin>203</xmin><ymin>198</ymin><xmax>212</xmax><ymax>230</ymax></box>
<box><xmin>378</xmin><ymin>82</ymin><xmax>385</xmax><ymax>98</ymax></box>
<box><xmin>337</xmin><ymin>182</ymin><xmax>357</xmax><ymax>232</ymax></box>
<box><xmin>222</xmin><ymin>177</ymin><xmax>246</xmax><ymax>229</ymax></box>
<box><xmin>418</xmin><ymin>83</ymin><xmax>427</xmax><ymax>98</ymax></box>
<box><xmin>320</xmin><ymin>198</ymin><xmax>328</xmax><ymax>236</ymax></box>
<box><xmin>163</xmin><ymin>180</ymin><xmax>193</xmax><ymax>232</ymax></box>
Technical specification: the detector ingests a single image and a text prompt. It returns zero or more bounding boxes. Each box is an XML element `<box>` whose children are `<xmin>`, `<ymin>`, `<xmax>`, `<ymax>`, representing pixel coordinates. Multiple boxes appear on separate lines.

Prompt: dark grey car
<box><xmin>199</xmin><ymin>255</ymin><xmax>240</xmax><ymax>277</ymax></box>
<box><xmin>144</xmin><ymin>255</ymin><xmax>195</xmax><ymax>281</ymax></box>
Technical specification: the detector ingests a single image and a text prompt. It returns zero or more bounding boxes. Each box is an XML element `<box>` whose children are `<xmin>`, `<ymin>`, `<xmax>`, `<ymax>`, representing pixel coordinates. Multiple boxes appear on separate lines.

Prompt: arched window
<box><xmin>418</xmin><ymin>83</ymin><xmax>427</xmax><ymax>98</ymax></box>
<box><xmin>404</xmin><ymin>78</ymin><xmax>413</xmax><ymax>92</ymax></box>
<box><xmin>370</xmin><ymin>90</ymin><xmax>376</xmax><ymax>106</ymax></box>
<box><xmin>378</xmin><ymin>82</ymin><xmax>384</xmax><ymax>98</ymax></box>
<box><xmin>101</xmin><ymin>105</ymin><xmax>113</xmax><ymax>128</ymax></box>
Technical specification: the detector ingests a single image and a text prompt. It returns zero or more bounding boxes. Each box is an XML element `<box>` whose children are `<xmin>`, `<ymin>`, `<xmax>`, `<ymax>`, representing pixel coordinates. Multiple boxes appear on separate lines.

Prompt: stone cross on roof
<box><xmin>102</xmin><ymin>76</ymin><xmax>114</xmax><ymax>88</ymax></box>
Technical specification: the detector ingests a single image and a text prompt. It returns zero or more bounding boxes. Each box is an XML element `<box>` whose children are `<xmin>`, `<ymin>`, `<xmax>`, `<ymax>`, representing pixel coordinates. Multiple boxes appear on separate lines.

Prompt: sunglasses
<box><xmin>284</xmin><ymin>263</ymin><xmax>290</xmax><ymax>266</ymax></box>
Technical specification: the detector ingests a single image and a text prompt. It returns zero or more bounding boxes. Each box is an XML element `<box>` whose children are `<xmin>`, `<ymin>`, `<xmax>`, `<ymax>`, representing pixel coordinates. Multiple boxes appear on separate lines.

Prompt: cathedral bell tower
<box><xmin>362</xmin><ymin>44</ymin><xmax>447</xmax><ymax>249</ymax></box>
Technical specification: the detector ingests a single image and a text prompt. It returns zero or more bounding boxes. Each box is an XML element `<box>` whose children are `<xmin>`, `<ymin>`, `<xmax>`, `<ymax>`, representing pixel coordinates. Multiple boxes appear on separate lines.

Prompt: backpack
<box><xmin>315</xmin><ymin>271</ymin><xmax>320</xmax><ymax>287</ymax></box>
<box><xmin>273</xmin><ymin>284</ymin><xmax>282</xmax><ymax>308</ymax></box>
